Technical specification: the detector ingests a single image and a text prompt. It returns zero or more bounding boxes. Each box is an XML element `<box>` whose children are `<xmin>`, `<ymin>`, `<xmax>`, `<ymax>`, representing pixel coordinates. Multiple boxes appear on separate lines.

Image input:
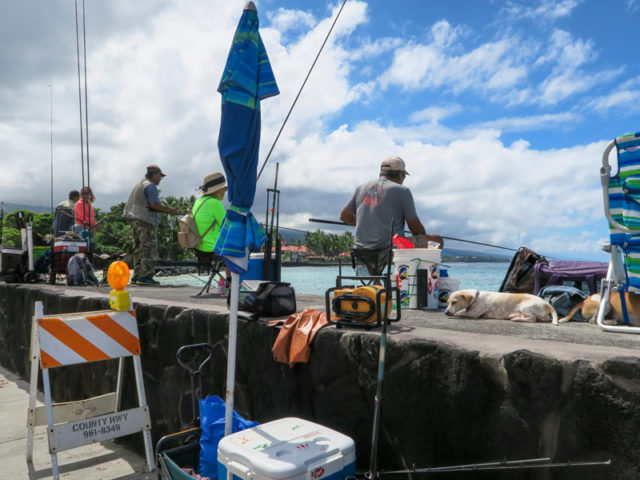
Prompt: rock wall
<box><xmin>0</xmin><ymin>283</ymin><xmax>637</xmax><ymax>479</ymax></box>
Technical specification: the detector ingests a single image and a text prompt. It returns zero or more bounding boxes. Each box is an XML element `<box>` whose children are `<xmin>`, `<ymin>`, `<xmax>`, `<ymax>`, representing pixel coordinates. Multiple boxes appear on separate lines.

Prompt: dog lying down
<box><xmin>445</xmin><ymin>289</ymin><xmax>558</xmax><ymax>324</ymax></box>
<box><xmin>560</xmin><ymin>292</ymin><xmax>640</xmax><ymax>325</ymax></box>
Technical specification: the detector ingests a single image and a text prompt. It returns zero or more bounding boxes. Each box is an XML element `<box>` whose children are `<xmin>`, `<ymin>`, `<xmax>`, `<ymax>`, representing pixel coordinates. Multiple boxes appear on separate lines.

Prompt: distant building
<box><xmin>281</xmin><ymin>245</ymin><xmax>311</xmax><ymax>262</ymax></box>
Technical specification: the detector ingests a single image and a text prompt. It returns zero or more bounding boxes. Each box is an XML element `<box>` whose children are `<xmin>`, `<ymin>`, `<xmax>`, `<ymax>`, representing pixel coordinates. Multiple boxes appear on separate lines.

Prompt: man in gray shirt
<box><xmin>340</xmin><ymin>156</ymin><xmax>443</xmax><ymax>275</ymax></box>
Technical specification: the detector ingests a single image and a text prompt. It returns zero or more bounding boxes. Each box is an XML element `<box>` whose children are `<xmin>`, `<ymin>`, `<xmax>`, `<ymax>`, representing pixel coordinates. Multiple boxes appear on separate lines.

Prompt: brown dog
<box><xmin>560</xmin><ymin>292</ymin><xmax>640</xmax><ymax>325</ymax></box>
<box><xmin>445</xmin><ymin>289</ymin><xmax>558</xmax><ymax>324</ymax></box>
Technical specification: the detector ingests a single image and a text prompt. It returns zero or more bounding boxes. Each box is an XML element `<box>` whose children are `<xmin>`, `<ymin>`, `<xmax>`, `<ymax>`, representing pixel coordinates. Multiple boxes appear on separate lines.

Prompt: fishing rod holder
<box><xmin>263</xmin><ymin>187</ymin><xmax>281</xmax><ymax>282</ymax></box>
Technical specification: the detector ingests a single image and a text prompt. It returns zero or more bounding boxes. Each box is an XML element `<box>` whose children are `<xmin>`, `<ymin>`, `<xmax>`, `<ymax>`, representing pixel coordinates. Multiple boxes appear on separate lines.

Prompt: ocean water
<box><xmin>159</xmin><ymin>262</ymin><xmax>509</xmax><ymax>295</ymax></box>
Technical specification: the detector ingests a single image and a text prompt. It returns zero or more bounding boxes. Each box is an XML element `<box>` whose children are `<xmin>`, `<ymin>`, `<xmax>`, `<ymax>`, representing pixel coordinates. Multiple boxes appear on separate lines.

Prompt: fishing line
<box><xmin>74</xmin><ymin>0</ymin><xmax>85</xmax><ymax>192</ymax></box>
<box><xmin>308</xmin><ymin>217</ymin><xmax>519</xmax><ymax>252</ymax></box>
<box><xmin>256</xmin><ymin>0</ymin><xmax>348</xmax><ymax>180</ymax></box>
<box><xmin>82</xmin><ymin>0</ymin><xmax>91</xmax><ymax>191</ymax></box>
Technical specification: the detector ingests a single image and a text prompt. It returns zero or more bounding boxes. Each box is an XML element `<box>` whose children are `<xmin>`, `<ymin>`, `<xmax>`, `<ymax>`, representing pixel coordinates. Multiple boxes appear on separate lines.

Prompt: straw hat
<box><xmin>200</xmin><ymin>171</ymin><xmax>227</xmax><ymax>195</ymax></box>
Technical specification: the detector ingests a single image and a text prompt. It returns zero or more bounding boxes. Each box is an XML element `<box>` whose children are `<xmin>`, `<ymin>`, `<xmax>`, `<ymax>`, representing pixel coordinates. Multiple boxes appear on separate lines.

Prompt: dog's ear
<box><xmin>462</xmin><ymin>292</ymin><xmax>475</xmax><ymax>306</ymax></box>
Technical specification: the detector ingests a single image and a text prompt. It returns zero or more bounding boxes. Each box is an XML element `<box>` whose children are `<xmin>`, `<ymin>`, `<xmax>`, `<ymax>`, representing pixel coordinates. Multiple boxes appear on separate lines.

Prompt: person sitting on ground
<box><xmin>75</xmin><ymin>186</ymin><xmax>101</xmax><ymax>232</ymax></box>
<box><xmin>340</xmin><ymin>156</ymin><xmax>443</xmax><ymax>275</ymax></box>
<box><xmin>123</xmin><ymin>164</ymin><xmax>179</xmax><ymax>285</ymax></box>
<box><xmin>193</xmin><ymin>171</ymin><xmax>230</xmax><ymax>289</ymax></box>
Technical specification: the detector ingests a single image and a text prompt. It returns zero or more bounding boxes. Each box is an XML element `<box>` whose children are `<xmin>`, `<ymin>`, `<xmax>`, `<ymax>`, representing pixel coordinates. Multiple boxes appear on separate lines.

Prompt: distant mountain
<box><xmin>442</xmin><ymin>247</ymin><xmax>512</xmax><ymax>262</ymax></box>
<box><xmin>1</xmin><ymin>202</ymin><xmax>52</xmax><ymax>215</ymax></box>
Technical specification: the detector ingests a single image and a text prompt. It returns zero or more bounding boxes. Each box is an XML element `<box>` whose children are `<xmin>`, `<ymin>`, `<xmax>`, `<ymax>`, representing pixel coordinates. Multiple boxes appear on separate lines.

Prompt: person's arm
<box><xmin>406</xmin><ymin>217</ymin><xmax>426</xmax><ymax>236</ymax></box>
<box><xmin>340</xmin><ymin>207</ymin><xmax>356</xmax><ymax>226</ymax></box>
<box><xmin>145</xmin><ymin>184</ymin><xmax>178</xmax><ymax>215</ymax></box>
<box><xmin>340</xmin><ymin>189</ymin><xmax>359</xmax><ymax>226</ymax></box>
<box><xmin>149</xmin><ymin>201</ymin><xmax>178</xmax><ymax>215</ymax></box>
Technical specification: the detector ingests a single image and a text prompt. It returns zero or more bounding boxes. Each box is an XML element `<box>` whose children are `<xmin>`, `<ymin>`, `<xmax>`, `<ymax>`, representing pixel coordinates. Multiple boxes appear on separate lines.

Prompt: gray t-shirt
<box><xmin>344</xmin><ymin>178</ymin><xmax>418</xmax><ymax>250</ymax></box>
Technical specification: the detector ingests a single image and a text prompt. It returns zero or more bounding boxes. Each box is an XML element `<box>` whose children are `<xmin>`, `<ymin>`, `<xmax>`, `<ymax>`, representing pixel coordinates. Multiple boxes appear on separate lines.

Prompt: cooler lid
<box><xmin>218</xmin><ymin>417</ymin><xmax>355</xmax><ymax>479</ymax></box>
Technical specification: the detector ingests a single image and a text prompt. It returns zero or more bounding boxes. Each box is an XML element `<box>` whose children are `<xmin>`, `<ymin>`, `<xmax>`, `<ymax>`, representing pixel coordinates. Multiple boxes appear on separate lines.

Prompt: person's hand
<box><xmin>426</xmin><ymin>234</ymin><xmax>444</xmax><ymax>249</ymax></box>
<box><xmin>167</xmin><ymin>207</ymin><xmax>179</xmax><ymax>215</ymax></box>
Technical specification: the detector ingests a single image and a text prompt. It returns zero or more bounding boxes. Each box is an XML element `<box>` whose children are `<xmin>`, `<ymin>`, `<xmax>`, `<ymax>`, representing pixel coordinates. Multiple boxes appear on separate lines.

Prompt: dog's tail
<box><xmin>558</xmin><ymin>300</ymin><xmax>584</xmax><ymax>323</ymax></box>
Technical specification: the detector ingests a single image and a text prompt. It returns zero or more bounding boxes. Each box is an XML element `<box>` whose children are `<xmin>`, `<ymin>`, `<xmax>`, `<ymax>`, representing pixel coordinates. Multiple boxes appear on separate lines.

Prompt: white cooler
<box><xmin>217</xmin><ymin>417</ymin><xmax>356</xmax><ymax>480</ymax></box>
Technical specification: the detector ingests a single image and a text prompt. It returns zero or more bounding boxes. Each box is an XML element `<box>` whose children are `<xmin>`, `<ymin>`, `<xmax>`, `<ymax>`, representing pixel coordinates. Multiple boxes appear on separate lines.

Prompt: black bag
<box><xmin>538</xmin><ymin>285</ymin><xmax>588</xmax><ymax>321</ymax></box>
<box><xmin>228</xmin><ymin>281</ymin><xmax>296</xmax><ymax>319</ymax></box>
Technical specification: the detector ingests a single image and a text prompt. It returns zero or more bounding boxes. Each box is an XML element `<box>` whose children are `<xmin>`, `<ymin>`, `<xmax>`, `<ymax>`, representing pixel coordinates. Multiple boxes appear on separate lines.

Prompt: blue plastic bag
<box><xmin>198</xmin><ymin>395</ymin><xmax>259</xmax><ymax>479</ymax></box>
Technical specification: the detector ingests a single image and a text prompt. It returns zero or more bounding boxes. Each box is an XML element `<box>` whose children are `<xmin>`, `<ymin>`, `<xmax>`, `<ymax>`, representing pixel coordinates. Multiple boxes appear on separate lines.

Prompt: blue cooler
<box><xmin>217</xmin><ymin>417</ymin><xmax>355</xmax><ymax>480</ymax></box>
<box><xmin>239</xmin><ymin>253</ymin><xmax>276</xmax><ymax>282</ymax></box>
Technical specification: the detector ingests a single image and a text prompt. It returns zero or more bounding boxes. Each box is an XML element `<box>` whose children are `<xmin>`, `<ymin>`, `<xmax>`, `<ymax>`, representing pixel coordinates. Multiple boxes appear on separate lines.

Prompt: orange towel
<box><xmin>271</xmin><ymin>308</ymin><xmax>330</xmax><ymax>366</ymax></box>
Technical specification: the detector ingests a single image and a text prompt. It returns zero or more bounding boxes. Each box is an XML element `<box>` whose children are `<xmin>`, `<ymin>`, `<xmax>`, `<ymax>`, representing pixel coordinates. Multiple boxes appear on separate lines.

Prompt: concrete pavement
<box><xmin>0</xmin><ymin>365</ymin><xmax>154</xmax><ymax>480</ymax></box>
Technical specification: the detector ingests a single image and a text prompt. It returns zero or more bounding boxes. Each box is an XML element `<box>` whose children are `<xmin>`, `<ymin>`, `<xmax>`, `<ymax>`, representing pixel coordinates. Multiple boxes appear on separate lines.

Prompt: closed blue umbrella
<box><xmin>214</xmin><ymin>0</ymin><xmax>279</xmax><ymax>436</ymax></box>
<box><xmin>214</xmin><ymin>0</ymin><xmax>279</xmax><ymax>274</ymax></box>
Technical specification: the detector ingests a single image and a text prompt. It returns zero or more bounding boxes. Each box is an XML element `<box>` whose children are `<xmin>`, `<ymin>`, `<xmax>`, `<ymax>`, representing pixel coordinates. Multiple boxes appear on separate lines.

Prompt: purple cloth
<box><xmin>533</xmin><ymin>261</ymin><xmax>608</xmax><ymax>295</ymax></box>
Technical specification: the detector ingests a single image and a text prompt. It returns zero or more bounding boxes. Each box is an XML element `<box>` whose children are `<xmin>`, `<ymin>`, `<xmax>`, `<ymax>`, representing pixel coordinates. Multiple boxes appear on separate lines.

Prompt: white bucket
<box><xmin>393</xmin><ymin>248</ymin><xmax>441</xmax><ymax>309</ymax></box>
<box><xmin>438</xmin><ymin>276</ymin><xmax>460</xmax><ymax>309</ymax></box>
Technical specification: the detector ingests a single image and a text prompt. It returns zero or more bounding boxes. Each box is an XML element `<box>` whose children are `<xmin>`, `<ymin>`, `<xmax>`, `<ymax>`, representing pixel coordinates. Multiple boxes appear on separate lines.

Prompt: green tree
<box><xmin>304</xmin><ymin>229</ymin><xmax>353</xmax><ymax>258</ymax></box>
<box><xmin>1</xmin><ymin>210</ymin><xmax>53</xmax><ymax>248</ymax></box>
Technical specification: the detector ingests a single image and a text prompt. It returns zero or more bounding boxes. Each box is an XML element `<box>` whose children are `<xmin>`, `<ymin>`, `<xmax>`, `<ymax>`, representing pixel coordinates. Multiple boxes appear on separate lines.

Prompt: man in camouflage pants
<box><xmin>123</xmin><ymin>165</ymin><xmax>178</xmax><ymax>285</ymax></box>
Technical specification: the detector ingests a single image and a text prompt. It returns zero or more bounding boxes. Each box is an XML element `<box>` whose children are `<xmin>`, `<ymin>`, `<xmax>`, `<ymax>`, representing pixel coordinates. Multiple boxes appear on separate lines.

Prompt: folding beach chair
<box><xmin>598</xmin><ymin>131</ymin><xmax>640</xmax><ymax>333</ymax></box>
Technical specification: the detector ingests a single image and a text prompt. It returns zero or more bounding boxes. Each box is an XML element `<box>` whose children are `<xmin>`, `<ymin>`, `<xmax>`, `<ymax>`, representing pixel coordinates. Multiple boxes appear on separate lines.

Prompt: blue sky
<box><xmin>1</xmin><ymin>0</ymin><xmax>640</xmax><ymax>261</ymax></box>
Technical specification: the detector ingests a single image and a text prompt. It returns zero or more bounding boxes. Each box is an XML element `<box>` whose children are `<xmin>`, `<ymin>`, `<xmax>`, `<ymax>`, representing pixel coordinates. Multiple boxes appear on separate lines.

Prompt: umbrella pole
<box><xmin>224</xmin><ymin>271</ymin><xmax>240</xmax><ymax>436</ymax></box>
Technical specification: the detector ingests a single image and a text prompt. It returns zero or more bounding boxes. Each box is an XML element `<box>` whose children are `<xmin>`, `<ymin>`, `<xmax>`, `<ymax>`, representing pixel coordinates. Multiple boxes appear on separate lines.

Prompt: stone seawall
<box><xmin>1</xmin><ymin>283</ymin><xmax>638</xmax><ymax>479</ymax></box>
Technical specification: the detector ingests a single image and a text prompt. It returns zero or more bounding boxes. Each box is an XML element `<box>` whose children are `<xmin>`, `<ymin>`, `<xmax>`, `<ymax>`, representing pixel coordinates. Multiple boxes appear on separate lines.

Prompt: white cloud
<box><xmin>475</xmin><ymin>112</ymin><xmax>579</xmax><ymax>132</ymax></box>
<box><xmin>378</xmin><ymin>33</ymin><xmax>528</xmax><ymax>95</ymax></box>
<box><xmin>408</xmin><ymin>104</ymin><xmax>462</xmax><ymax>124</ymax></box>
<box><xmin>267</xmin><ymin>8</ymin><xmax>316</xmax><ymax>34</ymax></box>
<box><xmin>587</xmin><ymin>76</ymin><xmax>640</xmax><ymax>112</ymax></box>
<box><xmin>502</xmin><ymin>0</ymin><xmax>585</xmax><ymax>22</ymax></box>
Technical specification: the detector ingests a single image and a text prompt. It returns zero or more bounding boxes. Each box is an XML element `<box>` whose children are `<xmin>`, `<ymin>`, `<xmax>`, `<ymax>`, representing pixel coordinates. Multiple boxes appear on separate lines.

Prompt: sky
<box><xmin>2</xmin><ymin>0</ymin><xmax>640</xmax><ymax>261</ymax></box>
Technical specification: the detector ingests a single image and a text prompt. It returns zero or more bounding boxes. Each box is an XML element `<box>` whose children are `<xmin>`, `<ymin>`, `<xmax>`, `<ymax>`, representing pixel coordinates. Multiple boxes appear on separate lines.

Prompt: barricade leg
<box><xmin>26</xmin><ymin>301</ymin><xmax>43</xmax><ymax>462</ymax></box>
<box><xmin>133</xmin><ymin>354</ymin><xmax>155</xmax><ymax>471</ymax></box>
<box><xmin>42</xmin><ymin>367</ymin><xmax>60</xmax><ymax>480</ymax></box>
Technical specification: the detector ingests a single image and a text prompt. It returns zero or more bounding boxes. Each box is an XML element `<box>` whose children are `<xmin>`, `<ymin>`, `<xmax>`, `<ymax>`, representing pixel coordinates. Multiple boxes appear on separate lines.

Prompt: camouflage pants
<box><xmin>130</xmin><ymin>219</ymin><xmax>157</xmax><ymax>278</ymax></box>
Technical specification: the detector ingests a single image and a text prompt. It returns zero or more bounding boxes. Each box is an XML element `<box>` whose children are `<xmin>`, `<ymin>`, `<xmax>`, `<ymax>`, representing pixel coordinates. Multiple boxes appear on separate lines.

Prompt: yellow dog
<box><xmin>560</xmin><ymin>292</ymin><xmax>640</xmax><ymax>325</ymax></box>
<box><xmin>445</xmin><ymin>289</ymin><xmax>558</xmax><ymax>324</ymax></box>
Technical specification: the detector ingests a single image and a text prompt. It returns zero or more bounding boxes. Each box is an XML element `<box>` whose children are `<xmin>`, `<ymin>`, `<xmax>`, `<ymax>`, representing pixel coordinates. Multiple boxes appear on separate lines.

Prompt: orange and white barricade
<box><xmin>26</xmin><ymin>301</ymin><xmax>155</xmax><ymax>479</ymax></box>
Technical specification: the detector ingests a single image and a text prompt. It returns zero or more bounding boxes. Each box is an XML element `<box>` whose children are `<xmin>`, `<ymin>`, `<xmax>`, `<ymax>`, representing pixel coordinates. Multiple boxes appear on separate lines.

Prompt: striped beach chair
<box><xmin>598</xmin><ymin>131</ymin><xmax>640</xmax><ymax>332</ymax></box>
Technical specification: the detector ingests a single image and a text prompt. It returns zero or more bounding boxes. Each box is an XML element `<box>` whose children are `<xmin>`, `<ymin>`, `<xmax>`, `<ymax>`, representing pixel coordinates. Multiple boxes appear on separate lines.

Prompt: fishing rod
<box><xmin>308</xmin><ymin>218</ymin><xmax>519</xmax><ymax>252</ymax></box>
<box><xmin>378</xmin><ymin>457</ymin><xmax>611</xmax><ymax>475</ymax></box>
<box><xmin>74</xmin><ymin>0</ymin><xmax>86</xmax><ymax>195</ymax></box>
<box><xmin>256</xmin><ymin>0</ymin><xmax>348</xmax><ymax>180</ymax></box>
<box><xmin>82</xmin><ymin>0</ymin><xmax>91</xmax><ymax>192</ymax></box>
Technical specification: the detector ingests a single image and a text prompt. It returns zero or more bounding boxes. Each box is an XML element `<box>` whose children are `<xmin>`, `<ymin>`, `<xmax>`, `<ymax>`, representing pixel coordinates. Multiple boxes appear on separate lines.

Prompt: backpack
<box><xmin>66</xmin><ymin>253</ymin><xmax>98</xmax><ymax>286</ymax></box>
<box><xmin>499</xmin><ymin>246</ymin><xmax>548</xmax><ymax>294</ymax></box>
<box><xmin>178</xmin><ymin>198</ymin><xmax>215</xmax><ymax>249</ymax></box>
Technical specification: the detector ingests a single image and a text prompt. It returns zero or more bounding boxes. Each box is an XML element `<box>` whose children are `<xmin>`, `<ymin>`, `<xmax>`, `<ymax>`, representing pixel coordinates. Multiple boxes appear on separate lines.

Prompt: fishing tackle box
<box><xmin>217</xmin><ymin>417</ymin><xmax>356</xmax><ymax>480</ymax></box>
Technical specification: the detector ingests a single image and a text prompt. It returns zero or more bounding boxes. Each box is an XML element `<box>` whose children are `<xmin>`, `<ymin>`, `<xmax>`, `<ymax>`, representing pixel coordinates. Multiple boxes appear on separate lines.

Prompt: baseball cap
<box><xmin>147</xmin><ymin>164</ymin><xmax>166</xmax><ymax>177</ymax></box>
<box><xmin>380</xmin><ymin>156</ymin><xmax>409</xmax><ymax>175</ymax></box>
